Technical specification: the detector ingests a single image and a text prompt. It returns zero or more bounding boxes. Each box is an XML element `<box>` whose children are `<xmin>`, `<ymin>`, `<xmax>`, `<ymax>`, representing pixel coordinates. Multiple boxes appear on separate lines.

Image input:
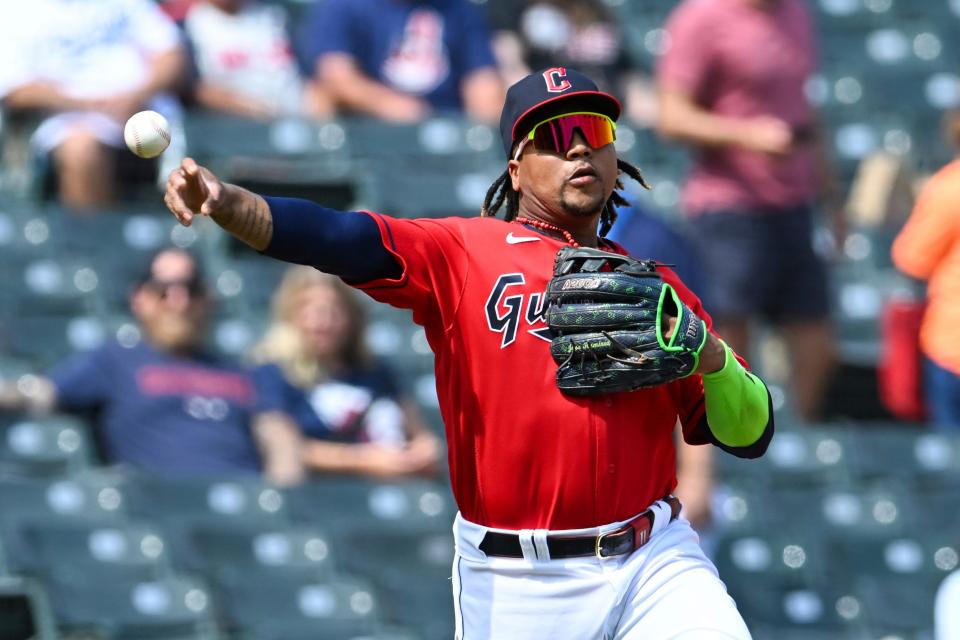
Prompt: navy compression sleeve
<box><xmin>260</xmin><ymin>196</ymin><xmax>401</xmax><ymax>282</ymax></box>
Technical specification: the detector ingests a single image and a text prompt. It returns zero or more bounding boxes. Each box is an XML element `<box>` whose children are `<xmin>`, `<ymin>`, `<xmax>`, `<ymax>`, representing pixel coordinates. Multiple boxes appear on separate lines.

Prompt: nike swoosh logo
<box><xmin>506</xmin><ymin>232</ymin><xmax>541</xmax><ymax>244</ymax></box>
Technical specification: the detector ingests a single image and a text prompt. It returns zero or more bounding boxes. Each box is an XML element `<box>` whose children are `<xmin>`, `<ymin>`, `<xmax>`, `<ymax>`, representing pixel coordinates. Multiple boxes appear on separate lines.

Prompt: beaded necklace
<box><xmin>514</xmin><ymin>216</ymin><xmax>583</xmax><ymax>248</ymax></box>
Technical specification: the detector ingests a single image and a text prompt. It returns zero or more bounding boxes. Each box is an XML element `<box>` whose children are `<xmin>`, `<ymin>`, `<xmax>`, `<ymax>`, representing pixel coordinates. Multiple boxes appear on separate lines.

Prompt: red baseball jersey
<box><xmin>354</xmin><ymin>213</ymin><xmax>730</xmax><ymax>530</ymax></box>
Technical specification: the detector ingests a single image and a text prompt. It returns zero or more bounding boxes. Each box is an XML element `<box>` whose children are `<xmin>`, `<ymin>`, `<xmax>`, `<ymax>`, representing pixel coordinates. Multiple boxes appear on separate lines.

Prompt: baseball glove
<box><xmin>544</xmin><ymin>246</ymin><xmax>708</xmax><ymax>396</ymax></box>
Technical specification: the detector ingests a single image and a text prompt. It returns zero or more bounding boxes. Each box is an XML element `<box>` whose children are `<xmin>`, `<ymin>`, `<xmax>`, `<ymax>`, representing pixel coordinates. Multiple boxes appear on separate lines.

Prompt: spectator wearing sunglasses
<box><xmin>0</xmin><ymin>248</ymin><xmax>304</xmax><ymax>485</ymax></box>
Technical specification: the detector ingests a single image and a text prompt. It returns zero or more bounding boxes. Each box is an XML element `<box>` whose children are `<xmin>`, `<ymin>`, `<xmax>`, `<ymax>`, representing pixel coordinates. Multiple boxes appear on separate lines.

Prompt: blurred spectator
<box><xmin>607</xmin><ymin>205</ymin><xmax>714</xmax><ymax>529</ymax></box>
<box><xmin>183</xmin><ymin>0</ymin><xmax>334</xmax><ymax>120</ymax></box>
<box><xmin>608</xmin><ymin>204</ymin><xmax>709</xmax><ymax>305</ymax></box>
<box><xmin>674</xmin><ymin>426</ymin><xmax>713</xmax><ymax>532</ymax></box>
<box><xmin>657</xmin><ymin>0</ymin><xmax>838</xmax><ymax>421</ymax></box>
<box><xmin>159</xmin><ymin>0</ymin><xmax>199</xmax><ymax>22</ymax></box>
<box><xmin>0</xmin><ymin>0</ymin><xmax>186</xmax><ymax>210</ymax></box>
<box><xmin>252</xmin><ymin>267</ymin><xmax>442</xmax><ymax>479</ymax></box>
<box><xmin>936</xmin><ymin>569</ymin><xmax>960</xmax><ymax>640</ymax></box>
<box><xmin>892</xmin><ymin>112</ymin><xmax>960</xmax><ymax>431</ymax></box>
<box><xmin>486</xmin><ymin>0</ymin><xmax>658</xmax><ymax>126</ymax></box>
<box><xmin>302</xmin><ymin>0</ymin><xmax>504</xmax><ymax>123</ymax></box>
<box><xmin>0</xmin><ymin>248</ymin><xmax>304</xmax><ymax>484</ymax></box>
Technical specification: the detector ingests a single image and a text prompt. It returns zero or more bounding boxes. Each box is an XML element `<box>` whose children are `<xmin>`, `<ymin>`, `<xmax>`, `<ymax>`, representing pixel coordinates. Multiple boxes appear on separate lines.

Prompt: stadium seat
<box><xmin>730</xmin><ymin>575</ymin><xmax>859</xmax><ymax>634</ymax></box>
<box><xmin>328</xmin><ymin>528</ymin><xmax>454</xmax><ymax>640</ymax></box>
<box><xmin>914</xmin><ymin>480</ymin><xmax>960</xmax><ymax>531</ymax></box>
<box><xmin>5</xmin><ymin>521</ymin><xmax>172</xmax><ymax>583</ymax></box>
<box><xmin>185</xmin><ymin>114</ymin><xmax>352</xmax><ymax>161</ymax></box>
<box><xmin>844</xmin><ymin>427</ymin><xmax>960</xmax><ymax>485</ymax></box>
<box><xmin>343</xmin><ymin>117</ymin><xmax>499</xmax><ymax>164</ymax></box>
<box><xmin>710</xmin><ymin>481</ymin><xmax>775</xmax><ymax>533</ymax></box>
<box><xmin>855</xmin><ymin>575</ymin><xmax>938</xmax><ymax>635</ymax></box>
<box><xmin>124</xmin><ymin>475</ymin><xmax>290</xmax><ymax>527</ymax></box>
<box><xmin>0</xmin><ymin>472</ymin><xmax>128</xmax><ymax>525</ymax></box>
<box><xmin>772</xmin><ymin>482</ymin><xmax>915</xmax><ymax>536</ymax></box>
<box><xmin>47</xmin><ymin>573</ymin><xmax>219</xmax><ymax>640</ymax></box>
<box><xmin>0</xmin><ymin>575</ymin><xmax>59</xmax><ymax>640</ymax></box>
<box><xmin>217</xmin><ymin>573</ymin><xmax>382</xmax><ymax>640</ymax></box>
<box><xmin>186</xmin><ymin>525</ymin><xmax>337</xmax><ymax>585</ymax></box>
<box><xmin>0</xmin><ymin>416</ymin><xmax>94</xmax><ymax>478</ymax></box>
<box><xmin>754</xmin><ymin>427</ymin><xmax>853</xmax><ymax>488</ymax></box>
<box><xmin>6</xmin><ymin>256</ymin><xmax>99</xmax><ymax>317</ymax></box>
<box><xmin>123</xmin><ymin>475</ymin><xmax>292</xmax><ymax>568</ymax></box>
<box><xmin>222</xmin><ymin>257</ymin><xmax>290</xmax><ymax>314</ymax></box>
<box><xmin>356</xmin><ymin>159</ymin><xmax>502</xmax><ymax>219</ymax></box>
<box><xmin>824</xmin><ymin>530</ymin><xmax>960</xmax><ymax>587</ymax></box>
<box><xmin>714</xmin><ymin>530</ymin><xmax>828</xmax><ymax>587</ymax></box>
<box><xmin>285</xmin><ymin>477</ymin><xmax>456</xmax><ymax>531</ymax></box>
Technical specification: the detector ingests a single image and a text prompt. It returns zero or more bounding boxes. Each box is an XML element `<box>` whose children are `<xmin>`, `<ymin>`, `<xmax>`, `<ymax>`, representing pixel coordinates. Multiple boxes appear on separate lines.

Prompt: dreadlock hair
<box><xmin>480</xmin><ymin>159</ymin><xmax>650</xmax><ymax>238</ymax></box>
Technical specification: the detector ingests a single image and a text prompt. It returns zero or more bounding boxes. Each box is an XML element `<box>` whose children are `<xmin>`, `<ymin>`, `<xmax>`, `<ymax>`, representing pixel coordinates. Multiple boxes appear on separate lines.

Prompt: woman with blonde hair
<box><xmin>252</xmin><ymin>266</ymin><xmax>441</xmax><ymax>477</ymax></box>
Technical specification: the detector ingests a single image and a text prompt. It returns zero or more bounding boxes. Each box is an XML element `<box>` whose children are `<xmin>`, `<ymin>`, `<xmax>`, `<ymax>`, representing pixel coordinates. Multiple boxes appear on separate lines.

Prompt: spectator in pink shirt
<box><xmin>657</xmin><ymin>0</ymin><xmax>838</xmax><ymax>421</ymax></box>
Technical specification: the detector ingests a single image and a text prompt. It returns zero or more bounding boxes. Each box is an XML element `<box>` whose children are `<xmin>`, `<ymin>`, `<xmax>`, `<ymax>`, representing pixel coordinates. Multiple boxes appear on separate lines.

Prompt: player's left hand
<box><xmin>544</xmin><ymin>247</ymin><xmax>710</xmax><ymax>395</ymax></box>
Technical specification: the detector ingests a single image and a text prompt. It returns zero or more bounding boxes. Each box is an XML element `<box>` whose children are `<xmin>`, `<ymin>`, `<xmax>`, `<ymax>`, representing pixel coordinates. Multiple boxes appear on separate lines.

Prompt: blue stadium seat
<box><xmin>0</xmin><ymin>416</ymin><xmax>94</xmax><ymax>479</ymax></box>
<box><xmin>714</xmin><ymin>531</ymin><xmax>828</xmax><ymax>587</ymax></box>
<box><xmin>47</xmin><ymin>573</ymin><xmax>219</xmax><ymax>640</ymax></box>
<box><xmin>773</xmin><ymin>482</ymin><xmax>915</xmax><ymax>535</ymax></box>
<box><xmin>727</xmin><ymin>575</ymin><xmax>860</xmax><ymax>634</ymax></box>
<box><xmin>217</xmin><ymin>574</ymin><xmax>382</xmax><ymax>640</ymax></box>
<box><xmin>0</xmin><ymin>472</ymin><xmax>128</xmax><ymax>525</ymax></box>
<box><xmin>124</xmin><ymin>475</ymin><xmax>290</xmax><ymax>528</ymax></box>
<box><xmin>824</xmin><ymin>530</ymin><xmax>959</xmax><ymax>586</ymax></box>
<box><xmin>222</xmin><ymin>257</ymin><xmax>290</xmax><ymax>314</ymax></box>
<box><xmin>711</xmin><ymin>481</ymin><xmax>775</xmax><ymax>533</ymax></box>
<box><xmin>328</xmin><ymin>528</ymin><xmax>454</xmax><ymax>640</ymax></box>
<box><xmin>914</xmin><ymin>480</ymin><xmax>960</xmax><ymax>531</ymax></box>
<box><xmin>855</xmin><ymin>575</ymin><xmax>938</xmax><ymax>636</ymax></box>
<box><xmin>185</xmin><ymin>114</ymin><xmax>353</xmax><ymax>162</ymax></box>
<box><xmin>356</xmin><ymin>159</ymin><xmax>502</xmax><ymax>219</ymax></box>
<box><xmin>844</xmin><ymin>427</ymin><xmax>960</xmax><ymax>486</ymax></box>
<box><xmin>5</xmin><ymin>521</ymin><xmax>172</xmax><ymax>584</ymax></box>
<box><xmin>758</xmin><ymin>427</ymin><xmax>853</xmax><ymax>487</ymax></box>
<box><xmin>343</xmin><ymin>118</ymin><xmax>499</xmax><ymax>164</ymax></box>
<box><xmin>0</xmin><ymin>313</ymin><xmax>108</xmax><ymax>369</ymax></box>
<box><xmin>123</xmin><ymin>475</ymin><xmax>292</xmax><ymax>568</ymax></box>
<box><xmin>187</xmin><ymin>525</ymin><xmax>337</xmax><ymax>585</ymax></box>
<box><xmin>285</xmin><ymin>478</ymin><xmax>455</xmax><ymax>530</ymax></box>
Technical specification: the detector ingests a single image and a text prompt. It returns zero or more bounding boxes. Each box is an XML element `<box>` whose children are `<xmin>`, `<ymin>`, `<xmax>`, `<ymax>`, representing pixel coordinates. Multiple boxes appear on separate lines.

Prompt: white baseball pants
<box><xmin>451</xmin><ymin>508</ymin><xmax>752</xmax><ymax>640</ymax></box>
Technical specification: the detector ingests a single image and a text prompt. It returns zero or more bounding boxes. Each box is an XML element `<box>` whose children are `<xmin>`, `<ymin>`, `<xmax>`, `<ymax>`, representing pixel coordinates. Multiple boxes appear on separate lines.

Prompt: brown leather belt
<box><xmin>479</xmin><ymin>496</ymin><xmax>682</xmax><ymax>560</ymax></box>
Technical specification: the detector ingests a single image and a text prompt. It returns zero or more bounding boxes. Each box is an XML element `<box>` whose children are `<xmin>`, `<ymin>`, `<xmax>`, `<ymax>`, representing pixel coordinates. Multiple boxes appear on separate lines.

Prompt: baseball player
<box><xmin>164</xmin><ymin>68</ymin><xmax>773</xmax><ymax>639</ymax></box>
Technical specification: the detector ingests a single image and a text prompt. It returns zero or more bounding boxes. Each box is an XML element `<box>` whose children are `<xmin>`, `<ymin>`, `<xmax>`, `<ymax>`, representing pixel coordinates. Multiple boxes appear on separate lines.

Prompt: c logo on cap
<box><xmin>543</xmin><ymin>67</ymin><xmax>571</xmax><ymax>93</ymax></box>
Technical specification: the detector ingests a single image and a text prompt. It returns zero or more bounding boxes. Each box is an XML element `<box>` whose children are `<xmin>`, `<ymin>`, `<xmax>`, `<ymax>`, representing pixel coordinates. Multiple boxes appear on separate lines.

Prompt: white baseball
<box><xmin>124</xmin><ymin>110</ymin><xmax>171</xmax><ymax>159</ymax></box>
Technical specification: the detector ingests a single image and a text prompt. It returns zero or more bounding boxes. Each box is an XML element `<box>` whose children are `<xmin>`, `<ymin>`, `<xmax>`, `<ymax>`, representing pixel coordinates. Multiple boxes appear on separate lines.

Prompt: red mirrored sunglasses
<box><xmin>514</xmin><ymin>112</ymin><xmax>617</xmax><ymax>160</ymax></box>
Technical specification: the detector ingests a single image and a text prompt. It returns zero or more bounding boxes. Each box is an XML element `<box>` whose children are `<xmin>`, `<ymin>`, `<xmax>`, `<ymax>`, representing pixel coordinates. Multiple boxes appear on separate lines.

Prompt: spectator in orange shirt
<box><xmin>892</xmin><ymin>114</ymin><xmax>960</xmax><ymax>431</ymax></box>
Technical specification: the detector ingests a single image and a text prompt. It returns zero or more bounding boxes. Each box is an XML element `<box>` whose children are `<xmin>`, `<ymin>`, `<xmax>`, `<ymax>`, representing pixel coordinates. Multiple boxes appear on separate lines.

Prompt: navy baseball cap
<box><xmin>499</xmin><ymin>67</ymin><xmax>622</xmax><ymax>158</ymax></box>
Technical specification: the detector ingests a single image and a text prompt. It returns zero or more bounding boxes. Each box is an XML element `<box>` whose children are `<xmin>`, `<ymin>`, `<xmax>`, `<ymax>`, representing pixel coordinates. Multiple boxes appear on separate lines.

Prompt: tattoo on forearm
<box><xmin>214</xmin><ymin>188</ymin><xmax>273</xmax><ymax>251</ymax></box>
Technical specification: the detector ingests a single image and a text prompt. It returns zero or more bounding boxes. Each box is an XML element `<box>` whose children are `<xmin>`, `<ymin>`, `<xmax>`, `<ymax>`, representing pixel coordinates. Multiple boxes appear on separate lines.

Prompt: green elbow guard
<box><xmin>701</xmin><ymin>343</ymin><xmax>770</xmax><ymax>448</ymax></box>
